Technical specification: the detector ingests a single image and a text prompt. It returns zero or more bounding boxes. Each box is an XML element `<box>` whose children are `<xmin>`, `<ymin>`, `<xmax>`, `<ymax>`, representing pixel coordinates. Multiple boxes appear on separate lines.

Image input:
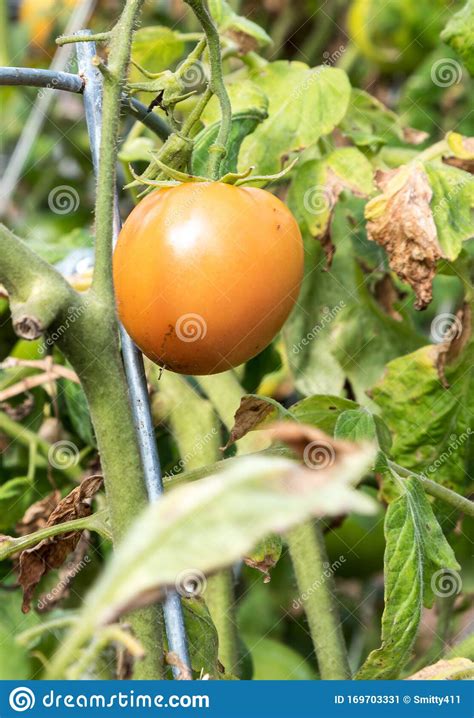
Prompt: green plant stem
<box><xmin>91</xmin><ymin>0</ymin><xmax>145</xmax><ymax>301</ymax></box>
<box><xmin>152</xmin><ymin>368</ymin><xmax>240</xmax><ymax>675</ymax></box>
<box><xmin>0</xmin><ymin>409</ymin><xmax>81</xmax><ymax>481</ymax></box>
<box><xmin>287</xmin><ymin>520</ymin><xmax>351</xmax><ymax>679</ymax></box>
<box><xmin>57</xmin><ymin>32</ymin><xmax>112</xmax><ymax>46</ymax></box>
<box><xmin>0</xmin><ymin>511</ymin><xmax>111</xmax><ymax>561</ymax></box>
<box><xmin>388</xmin><ymin>461</ymin><xmax>474</xmax><ymax>517</ymax></box>
<box><xmin>184</xmin><ymin>0</ymin><xmax>232</xmax><ymax>179</ymax></box>
<box><xmin>204</xmin><ymin>571</ymin><xmax>239</xmax><ymax>673</ymax></box>
<box><xmin>0</xmin><ymin>0</ymin><xmax>166</xmax><ymax>679</ymax></box>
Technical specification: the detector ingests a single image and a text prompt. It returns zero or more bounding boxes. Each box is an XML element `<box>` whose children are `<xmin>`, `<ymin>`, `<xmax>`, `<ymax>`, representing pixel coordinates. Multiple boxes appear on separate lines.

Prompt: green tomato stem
<box><xmin>184</xmin><ymin>0</ymin><xmax>232</xmax><ymax>179</ymax></box>
<box><xmin>287</xmin><ymin>520</ymin><xmax>352</xmax><ymax>679</ymax></box>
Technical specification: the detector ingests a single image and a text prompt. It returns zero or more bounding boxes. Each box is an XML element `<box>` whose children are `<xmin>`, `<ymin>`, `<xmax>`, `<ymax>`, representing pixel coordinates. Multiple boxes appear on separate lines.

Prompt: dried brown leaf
<box><xmin>366</xmin><ymin>166</ymin><xmax>444</xmax><ymax>309</ymax></box>
<box><xmin>223</xmin><ymin>396</ymin><xmax>275</xmax><ymax>449</ymax></box>
<box><xmin>18</xmin><ymin>475</ymin><xmax>102</xmax><ymax>612</ymax></box>
<box><xmin>166</xmin><ymin>651</ymin><xmax>193</xmax><ymax>680</ymax></box>
<box><xmin>16</xmin><ymin>491</ymin><xmax>61</xmax><ymax>536</ymax></box>
<box><xmin>406</xmin><ymin>657</ymin><xmax>474</xmax><ymax>680</ymax></box>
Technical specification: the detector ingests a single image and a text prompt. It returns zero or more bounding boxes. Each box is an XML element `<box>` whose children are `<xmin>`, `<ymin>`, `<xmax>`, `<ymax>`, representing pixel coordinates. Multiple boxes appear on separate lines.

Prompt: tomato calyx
<box><xmin>126</xmin><ymin>155</ymin><xmax>299</xmax><ymax>191</ymax></box>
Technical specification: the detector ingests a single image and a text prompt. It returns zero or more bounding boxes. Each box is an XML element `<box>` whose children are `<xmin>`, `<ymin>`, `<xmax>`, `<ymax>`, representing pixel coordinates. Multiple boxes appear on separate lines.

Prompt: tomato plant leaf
<box><xmin>366</xmin><ymin>162</ymin><xmax>474</xmax><ymax>308</ymax></box>
<box><xmin>244</xmin><ymin>534</ymin><xmax>283</xmax><ymax>582</ymax></box>
<box><xmin>208</xmin><ymin>0</ymin><xmax>272</xmax><ymax>50</ymax></box>
<box><xmin>441</xmin><ymin>0</ymin><xmax>474</xmax><ymax>76</ymax></box>
<box><xmin>288</xmin><ymin>148</ymin><xmax>375</xmax><ymax>265</ymax></box>
<box><xmin>130</xmin><ymin>27</ymin><xmax>185</xmax><ymax>79</ymax></box>
<box><xmin>192</xmin><ymin>109</ymin><xmax>268</xmax><ymax>176</ymax></box>
<box><xmin>238</xmin><ymin>61</ymin><xmax>351</xmax><ymax>175</ymax></box>
<box><xmin>65</xmin><ymin>449</ymin><xmax>376</xmax><ymax>643</ymax></box>
<box><xmin>406</xmin><ymin>657</ymin><xmax>474</xmax><ymax>680</ymax></box>
<box><xmin>0</xmin><ymin>477</ymin><xmax>35</xmax><ymax>530</ymax></box>
<box><xmin>182</xmin><ymin>597</ymin><xmax>222</xmax><ymax>678</ymax></box>
<box><xmin>335</xmin><ymin>408</ymin><xmax>392</xmax><ymax>453</ymax></box>
<box><xmin>339</xmin><ymin>89</ymin><xmax>427</xmax><ymax>148</ymax></box>
<box><xmin>372</xmin><ymin>311</ymin><xmax>474</xmax><ymax>501</ymax></box>
<box><xmin>356</xmin><ymin>477</ymin><xmax>460</xmax><ymax>679</ymax></box>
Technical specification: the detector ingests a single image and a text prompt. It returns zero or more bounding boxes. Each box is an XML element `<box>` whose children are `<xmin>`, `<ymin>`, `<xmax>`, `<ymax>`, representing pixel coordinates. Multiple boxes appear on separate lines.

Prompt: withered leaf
<box><xmin>223</xmin><ymin>395</ymin><xmax>276</xmax><ymax>449</ymax></box>
<box><xmin>406</xmin><ymin>657</ymin><xmax>474</xmax><ymax>680</ymax></box>
<box><xmin>18</xmin><ymin>475</ymin><xmax>103</xmax><ymax>613</ymax></box>
<box><xmin>16</xmin><ymin>491</ymin><xmax>61</xmax><ymax>536</ymax></box>
<box><xmin>444</xmin><ymin>132</ymin><xmax>474</xmax><ymax>174</ymax></box>
<box><xmin>166</xmin><ymin>651</ymin><xmax>193</xmax><ymax>680</ymax></box>
<box><xmin>36</xmin><ymin>533</ymin><xmax>90</xmax><ymax>613</ymax></box>
<box><xmin>266</xmin><ymin>421</ymin><xmax>359</xmax><ymax>463</ymax></box>
<box><xmin>366</xmin><ymin>165</ymin><xmax>444</xmax><ymax>309</ymax></box>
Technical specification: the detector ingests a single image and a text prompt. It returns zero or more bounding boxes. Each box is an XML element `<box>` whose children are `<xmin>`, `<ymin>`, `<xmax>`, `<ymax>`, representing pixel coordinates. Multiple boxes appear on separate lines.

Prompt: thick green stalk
<box><xmin>204</xmin><ymin>571</ymin><xmax>240</xmax><ymax>674</ymax></box>
<box><xmin>184</xmin><ymin>0</ymin><xmax>232</xmax><ymax>179</ymax></box>
<box><xmin>152</xmin><ymin>369</ymin><xmax>240</xmax><ymax>674</ymax></box>
<box><xmin>0</xmin><ymin>0</ymin><xmax>166</xmax><ymax>678</ymax></box>
<box><xmin>287</xmin><ymin>521</ymin><xmax>351</xmax><ymax>679</ymax></box>
<box><xmin>91</xmin><ymin>0</ymin><xmax>145</xmax><ymax>302</ymax></box>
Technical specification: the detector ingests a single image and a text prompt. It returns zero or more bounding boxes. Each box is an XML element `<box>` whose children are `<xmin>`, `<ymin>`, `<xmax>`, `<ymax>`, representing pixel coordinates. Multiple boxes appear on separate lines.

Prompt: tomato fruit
<box><xmin>113</xmin><ymin>182</ymin><xmax>304</xmax><ymax>375</ymax></box>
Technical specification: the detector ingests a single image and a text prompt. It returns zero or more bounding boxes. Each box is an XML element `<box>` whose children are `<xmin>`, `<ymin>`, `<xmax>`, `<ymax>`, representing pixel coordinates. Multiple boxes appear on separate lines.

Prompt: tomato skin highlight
<box><xmin>113</xmin><ymin>182</ymin><xmax>304</xmax><ymax>375</ymax></box>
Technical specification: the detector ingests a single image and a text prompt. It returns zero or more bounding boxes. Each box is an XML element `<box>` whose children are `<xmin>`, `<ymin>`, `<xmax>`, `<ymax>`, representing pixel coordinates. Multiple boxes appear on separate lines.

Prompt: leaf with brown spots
<box><xmin>223</xmin><ymin>395</ymin><xmax>278</xmax><ymax>449</ymax></box>
<box><xmin>365</xmin><ymin>165</ymin><xmax>444</xmax><ymax>309</ymax></box>
<box><xmin>18</xmin><ymin>475</ymin><xmax>103</xmax><ymax>612</ymax></box>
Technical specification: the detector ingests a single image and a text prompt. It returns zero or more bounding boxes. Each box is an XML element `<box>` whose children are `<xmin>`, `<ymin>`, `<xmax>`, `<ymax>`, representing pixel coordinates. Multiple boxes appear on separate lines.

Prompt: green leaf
<box><xmin>288</xmin><ymin>148</ymin><xmax>375</xmax><ymax>241</ymax></box>
<box><xmin>130</xmin><ymin>27</ymin><xmax>185</xmax><ymax>79</ymax></box>
<box><xmin>441</xmin><ymin>0</ymin><xmax>474</xmax><ymax>76</ymax></box>
<box><xmin>58</xmin><ymin>379</ymin><xmax>95</xmax><ymax>448</ymax></box>
<box><xmin>182</xmin><ymin>597</ymin><xmax>222</xmax><ymax>678</ymax></box>
<box><xmin>357</xmin><ymin>477</ymin><xmax>460</xmax><ymax>679</ymax></box>
<box><xmin>0</xmin><ymin>592</ymin><xmax>39</xmax><ymax>679</ymax></box>
<box><xmin>339</xmin><ymin>89</ymin><xmax>412</xmax><ymax>148</ymax></box>
<box><xmin>192</xmin><ymin>109</ymin><xmax>268</xmax><ymax>176</ymax></box>
<box><xmin>0</xmin><ymin>477</ymin><xmax>35</xmax><ymax>530</ymax></box>
<box><xmin>202</xmin><ymin>80</ymin><xmax>269</xmax><ymax>124</ymax></box>
<box><xmin>59</xmin><ymin>451</ymin><xmax>376</xmax><ymax>659</ymax></box>
<box><xmin>244</xmin><ymin>534</ymin><xmax>282</xmax><ymax>581</ymax></box>
<box><xmin>424</xmin><ymin>161</ymin><xmax>474</xmax><ymax>260</ymax></box>
<box><xmin>208</xmin><ymin>0</ymin><xmax>271</xmax><ymax>49</ymax></box>
<box><xmin>241</xmin><ymin>342</ymin><xmax>282</xmax><ymax>393</ymax></box>
<box><xmin>118</xmin><ymin>136</ymin><xmax>156</xmax><ymax>164</ymax></box>
<box><xmin>238</xmin><ymin>62</ymin><xmax>351</xmax><ymax>175</ymax></box>
<box><xmin>334</xmin><ymin>408</ymin><xmax>392</xmax><ymax>453</ymax></box>
<box><xmin>245</xmin><ymin>636</ymin><xmax>316</xmax><ymax>680</ymax></box>
<box><xmin>372</xmin><ymin>332</ymin><xmax>474</xmax><ymax>499</ymax></box>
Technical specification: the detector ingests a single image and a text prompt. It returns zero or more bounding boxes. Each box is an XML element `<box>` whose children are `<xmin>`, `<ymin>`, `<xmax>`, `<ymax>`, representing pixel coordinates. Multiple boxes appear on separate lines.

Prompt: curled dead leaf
<box><xmin>224</xmin><ymin>395</ymin><xmax>276</xmax><ymax>449</ymax></box>
<box><xmin>18</xmin><ymin>475</ymin><xmax>103</xmax><ymax>612</ymax></box>
<box><xmin>366</xmin><ymin>165</ymin><xmax>444</xmax><ymax>309</ymax></box>
<box><xmin>406</xmin><ymin>657</ymin><xmax>474</xmax><ymax>680</ymax></box>
<box><xmin>16</xmin><ymin>491</ymin><xmax>61</xmax><ymax>536</ymax></box>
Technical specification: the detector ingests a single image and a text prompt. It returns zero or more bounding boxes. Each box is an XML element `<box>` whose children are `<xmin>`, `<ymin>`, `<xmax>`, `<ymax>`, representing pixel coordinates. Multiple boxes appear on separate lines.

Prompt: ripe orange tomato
<box><xmin>20</xmin><ymin>0</ymin><xmax>76</xmax><ymax>54</ymax></box>
<box><xmin>113</xmin><ymin>182</ymin><xmax>304</xmax><ymax>375</ymax></box>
